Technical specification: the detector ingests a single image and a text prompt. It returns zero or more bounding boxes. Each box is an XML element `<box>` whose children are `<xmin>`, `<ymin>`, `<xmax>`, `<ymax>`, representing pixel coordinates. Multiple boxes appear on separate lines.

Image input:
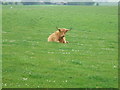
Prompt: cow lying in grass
<box><xmin>48</xmin><ymin>27</ymin><xmax>71</xmax><ymax>43</ymax></box>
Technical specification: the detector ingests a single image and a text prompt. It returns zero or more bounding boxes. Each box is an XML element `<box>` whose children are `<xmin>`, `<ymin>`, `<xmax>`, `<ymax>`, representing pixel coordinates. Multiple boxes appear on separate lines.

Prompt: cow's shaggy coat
<box><xmin>48</xmin><ymin>28</ymin><xmax>70</xmax><ymax>43</ymax></box>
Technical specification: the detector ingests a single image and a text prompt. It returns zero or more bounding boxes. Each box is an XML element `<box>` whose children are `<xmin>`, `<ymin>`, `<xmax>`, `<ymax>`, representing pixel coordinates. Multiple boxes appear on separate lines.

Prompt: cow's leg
<box><xmin>53</xmin><ymin>38</ymin><xmax>60</xmax><ymax>43</ymax></box>
<box><xmin>62</xmin><ymin>37</ymin><xmax>69</xmax><ymax>43</ymax></box>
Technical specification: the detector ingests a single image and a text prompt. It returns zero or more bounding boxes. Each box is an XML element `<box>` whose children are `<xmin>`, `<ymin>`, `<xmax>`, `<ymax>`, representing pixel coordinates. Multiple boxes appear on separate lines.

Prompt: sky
<box><xmin>1</xmin><ymin>0</ymin><xmax>120</xmax><ymax>2</ymax></box>
<box><xmin>94</xmin><ymin>0</ymin><xmax>119</xmax><ymax>2</ymax></box>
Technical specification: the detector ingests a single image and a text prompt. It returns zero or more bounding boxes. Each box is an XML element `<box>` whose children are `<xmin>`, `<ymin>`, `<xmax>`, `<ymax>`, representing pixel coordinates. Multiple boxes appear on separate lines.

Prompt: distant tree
<box><xmin>22</xmin><ymin>2</ymin><xmax>32</xmax><ymax>5</ymax></box>
<box><xmin>21</xmin><ymin>0</ymin><xmax>45</xmax><ymax>5</ymax></box>
<box><xmin>8</xmin><ymin>2</ymin><xmax>13</xmax><ymax>5</ymax></box>
<box><xmin>15</xmin><ymin>2</ymin><xmax>18</xmax><ymax>5</ymax></box>
<box><xmin>44</xmin><ymin>2</ymin><xmax>52</xmax><ymax>5</ymax></box>
<box><xmin>17</xmin><ymin>2</ymin><xmax>23</xmax><ymax>5</ymax></box>
<box><xmin>2</xmin><ymin>2</ymin><xmax>5</xmax><ymax>5</ymax></box>
<box><xmin>67</xmin><ymin>2</ymin><xmax>95</xmax><ymax>5</ymax></box>
<box><xmin>67</xmin><ymin>2</ymin><xmax>81</xmax><ymax>5</ymax></box>
<box><xmin>2</xmin><ymin>2</ymin><xmax>23</xmax><ymax>5</ymax></box>
<box><xmin>85</xmin><ymin>2</ymin><xmax>95</xmax><ymax>5</ymax></box>
<box><xmin>22</xmin><ymin>1</ymin><xmax>45</xmax><ymax>5</ymax></box>
<box><xmin>96</xmin><ymin>3</ymin><xmax>99</xmax><ymax>6</ymax></box>
<box><xmin>2</xmin><ymin>2</ymin><xmax>14</xmax><ymax>5</ymax></box>
<box><xmin>2</xmin><ymin>2</ymin><xmax>8</xmax><ymax>5</ymax></box>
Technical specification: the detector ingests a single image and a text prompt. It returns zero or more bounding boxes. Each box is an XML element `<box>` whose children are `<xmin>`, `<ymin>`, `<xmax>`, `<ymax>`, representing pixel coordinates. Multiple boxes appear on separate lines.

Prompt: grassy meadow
<box><xmin>2</xmin><ymin>5</ymin><xmax>118</xmax><ymax>88</ymax></box>
<box><xmin>0</xmin><ymin>4</ymin><xmax>2</xmax><ymax>89</ymax></box>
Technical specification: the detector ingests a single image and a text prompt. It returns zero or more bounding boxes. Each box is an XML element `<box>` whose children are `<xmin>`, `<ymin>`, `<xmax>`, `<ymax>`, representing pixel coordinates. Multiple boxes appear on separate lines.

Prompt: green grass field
<box><xmin>2</xmin><ymin>5</ymin><xmax>118</xmax><ymax>88</ymax></box>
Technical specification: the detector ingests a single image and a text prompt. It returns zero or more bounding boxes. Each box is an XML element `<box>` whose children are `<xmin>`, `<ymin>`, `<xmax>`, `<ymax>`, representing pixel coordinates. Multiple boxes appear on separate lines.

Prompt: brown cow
<box><xmin>48</xmin><ymin>27</ymin><xmax>71</xmax><ymax>43</ymax></box>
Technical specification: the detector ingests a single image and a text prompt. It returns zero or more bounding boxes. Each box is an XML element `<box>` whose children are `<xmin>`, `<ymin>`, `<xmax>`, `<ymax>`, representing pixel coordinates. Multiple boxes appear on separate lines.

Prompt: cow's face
<box><xmin>58</xmin><ymin>28</ymin><xmax>70</xmax><ymax>37</ymax></box>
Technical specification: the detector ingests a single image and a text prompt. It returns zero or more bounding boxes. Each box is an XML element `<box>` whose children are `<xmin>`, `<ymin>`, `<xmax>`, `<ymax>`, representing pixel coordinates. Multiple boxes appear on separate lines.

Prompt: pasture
<box><xmin>2</xmin><ymin>5</ymin><xmax>118</xmax><ymax>88</ymax></box>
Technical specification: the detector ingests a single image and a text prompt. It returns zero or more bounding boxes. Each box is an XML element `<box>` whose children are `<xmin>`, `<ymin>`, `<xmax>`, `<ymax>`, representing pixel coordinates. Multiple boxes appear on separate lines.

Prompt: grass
<box><xmin>2</xmin><ymin>5</ymin><xmax>118</xmax><ymax>88</ymax></box>
<box><xmin>0</xmin><ymin>4</ymin><xmax>2</xmax><ymax>90</ymax></box>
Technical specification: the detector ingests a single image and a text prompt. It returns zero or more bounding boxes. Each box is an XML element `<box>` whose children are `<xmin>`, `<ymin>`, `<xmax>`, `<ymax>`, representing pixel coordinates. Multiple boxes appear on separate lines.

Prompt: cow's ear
<box><xmin>58</xmin><ymin>29</ymin><xmax>61</xmax><ymax>32</ymax></box>
<box><xmin>66</xmin><ymin>29</ymin><xmax>69</xmax><ymax>32</ymax></box>
<box><xmin>66</xmin><ymin>29</ymin><xmax>69</xmax><ymax>31</ymax></box>
<box><xmin>56</xmin><ymin>27</ymin><xmax>61</xmax><ymax>32</ymax></box>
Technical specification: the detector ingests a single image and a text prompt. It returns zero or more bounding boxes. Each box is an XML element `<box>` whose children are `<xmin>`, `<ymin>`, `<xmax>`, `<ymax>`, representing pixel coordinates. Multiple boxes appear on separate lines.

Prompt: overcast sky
<box><xmin>1</xmin><ymin>0</ymin><xmax>120</xmax><ymax>2</ymax></box>
<box><xmin>94</xmin><ymin>0</ymin><xmax>119</xmax><ymax>2</ymax></box>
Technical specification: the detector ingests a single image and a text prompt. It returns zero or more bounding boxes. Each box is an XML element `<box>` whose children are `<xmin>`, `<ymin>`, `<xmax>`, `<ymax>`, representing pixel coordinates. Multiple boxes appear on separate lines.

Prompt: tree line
<box><xmin>2</xmin><ymin>2</ymin><xmax>96</xmax><ymax>6</ymax></box>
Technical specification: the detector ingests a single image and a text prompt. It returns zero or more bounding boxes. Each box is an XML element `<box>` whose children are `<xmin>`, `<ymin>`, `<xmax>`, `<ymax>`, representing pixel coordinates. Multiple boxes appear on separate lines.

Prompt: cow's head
<box><xmin>56</xmin><ymin>27</ymin><xmax>72</xmax><ymax>37</ymax></box>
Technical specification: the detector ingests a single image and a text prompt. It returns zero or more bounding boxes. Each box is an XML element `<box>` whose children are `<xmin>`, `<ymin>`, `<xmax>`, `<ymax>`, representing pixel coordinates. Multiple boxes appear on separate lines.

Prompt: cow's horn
<box><xmin>69</xmin><ymin>28</ymin><xmax>72</xmax><ymax>30</ymax></box>
<box><xmin>56</xmin><ymin>27</ymin><xmax>59</xmax><ymax>30</ymax></box>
